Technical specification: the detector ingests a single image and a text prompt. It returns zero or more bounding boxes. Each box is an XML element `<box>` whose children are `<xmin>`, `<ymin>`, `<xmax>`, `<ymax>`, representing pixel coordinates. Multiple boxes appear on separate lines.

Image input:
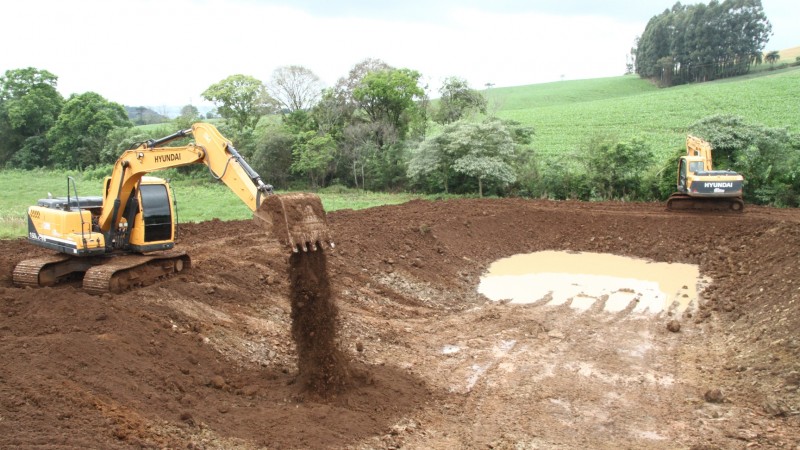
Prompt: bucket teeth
<box><xmin>293</xmin><ymin>241</ymin><xmax>322</xmax><ymax>253</ymax></box>
<box><xmin>255</xmin><ymin>193</ymin><xmax>334</xmax><ymax>254</ymax></box>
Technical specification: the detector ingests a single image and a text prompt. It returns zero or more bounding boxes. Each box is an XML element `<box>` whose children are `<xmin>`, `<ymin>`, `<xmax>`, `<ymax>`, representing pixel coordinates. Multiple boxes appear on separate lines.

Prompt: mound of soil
<box><xmin>0</xmin><ymin>199</ymin><xmax>798</xmax><ymax>448</ymax></box>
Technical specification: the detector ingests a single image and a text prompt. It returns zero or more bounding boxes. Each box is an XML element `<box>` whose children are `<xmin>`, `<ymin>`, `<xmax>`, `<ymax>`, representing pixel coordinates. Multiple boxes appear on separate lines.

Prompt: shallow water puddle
<box><xmin>478</xmin><ymin>251</ymin><xmax>707</xmax><ymax>315</ymax></box>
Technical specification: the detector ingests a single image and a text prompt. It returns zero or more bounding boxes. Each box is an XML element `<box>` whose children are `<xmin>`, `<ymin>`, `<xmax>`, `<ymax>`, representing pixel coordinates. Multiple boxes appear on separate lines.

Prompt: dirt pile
<box><xmin>1</xmin><ymin>199</ymin><xmax>798</xmax><ymax>448</ymax></box>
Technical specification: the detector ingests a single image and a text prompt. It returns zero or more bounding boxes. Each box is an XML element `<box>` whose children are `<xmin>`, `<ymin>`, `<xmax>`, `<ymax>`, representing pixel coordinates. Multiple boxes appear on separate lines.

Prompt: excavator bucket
<box><xmin>254</xmin><ymin>193</ymin><xmax>335</xmax><ymax>253</ymax></box>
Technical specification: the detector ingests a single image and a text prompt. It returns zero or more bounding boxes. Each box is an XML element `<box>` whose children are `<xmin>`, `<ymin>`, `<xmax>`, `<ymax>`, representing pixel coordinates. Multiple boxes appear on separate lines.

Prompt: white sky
<box><xmin>2</xmin><ymin>0</ymin><xmax>797</xmax><ymax>110</ymax></box>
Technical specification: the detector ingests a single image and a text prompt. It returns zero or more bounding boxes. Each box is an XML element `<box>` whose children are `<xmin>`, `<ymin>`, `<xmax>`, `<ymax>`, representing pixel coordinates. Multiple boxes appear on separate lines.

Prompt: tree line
<box><xmin>0</xmin><ymin>62</ymin><xmax>519</xmax><ymax>196</ymax></box>
<box><xmin>634</xmin><ymin>0</ymin><xmax>773</xmax><ymax>86</ymax></box>
<box><xmin>1</xmin><ymin>54</ymin><xmax>798</xmax><ymax>207</ymax></box>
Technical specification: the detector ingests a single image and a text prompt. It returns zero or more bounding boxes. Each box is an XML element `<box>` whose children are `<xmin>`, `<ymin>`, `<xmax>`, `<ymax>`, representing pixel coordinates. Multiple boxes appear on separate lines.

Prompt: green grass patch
<box><xmin>0</xmin><ymin>171</ymin><xmax>423</xmax><ymax>238</ymax></box>
<box><xmin>170</xmin><ymin>182</ymin><xmax>421</xmax><ymax>223</ymax></box>
<box><xmin>315</xmin><ymin>188</ymin><xmax>420</xmax><ymax>212</ymax></box>
<box><xmin>0</xmin><ymin>169</ymin><xmax>97</xmax><ymax>239</ymax></box>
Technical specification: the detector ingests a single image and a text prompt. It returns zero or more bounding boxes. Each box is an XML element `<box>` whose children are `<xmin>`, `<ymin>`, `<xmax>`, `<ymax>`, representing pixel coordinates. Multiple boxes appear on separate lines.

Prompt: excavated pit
<box><xmin>0</xmin><ymin>198</ymin><xmax>798</xmax><ymax>448</ymax></box>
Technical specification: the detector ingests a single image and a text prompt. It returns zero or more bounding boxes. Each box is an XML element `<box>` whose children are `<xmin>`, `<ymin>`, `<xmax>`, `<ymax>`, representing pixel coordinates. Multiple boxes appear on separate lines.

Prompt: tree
<box><xmin>335</xmin><ymin>58</ymin><xmax>392</xmax><ymax>106</ymax></box>
<box><xmin>250</xmin><ymin>124</ymin><xmax>296</xmax><ymax>189</ymax></box>
<box><xmin>268</xmin><ymin>65</ymin><xmax>324</xmax><ymax>112</ymax></box>
<box><xmin>450</xmin><ymin>119</ymin><xmax>518</xmax><ymax>196</ymax></box>
<box><xmin>47</xmin><ymin>92</ymin><xmax>132</xmax><ymax>169</ymax></box>
<box><xmin>202</xmin><ymin>74</ymin><xmax>275</xmax><ymax>130</ymax></box>
<box><xmin>342</xmin><ymin>122</ymin><xmax>391</xmax><ymax>190</ymax></box>
<box><xmin>0</xmin><ymin>67</ymin><xmax>64</xmax><ymax>166</ymax></box>
<box><xmin>635</xmin><ymin>0</ymin><xmax>773</xmax><ymax>85</ymax></box>
<box><xmin>319</xmin><ymin>58</ymin><xmax>393</xmax><ymax>133</ymax></box>
<box><xmin>408</xmin><ymin>129</ymin><xmax>456</xmax><ymax>193</ymax></box>
<box><xmin>764</xmin><ymin>50</ymin><xmax>780</xmax><ymax>65</ymax></box>
<box><xmin>433</xmin><ymin>77</ymin><xmax>487</xmax><ymax>125</ymax></box>
<box><xmin>580</xmin><ymin>136</ymin><xmax>653</xmax><ymax>200</ymax></box>
<box><xmin>690</xmin><ymin>114</ymin><xmax>800</xmax><ymax>206</ymax></box>
<box><xmin>7</xmin><ymin>135</ymin><xmax>48</xmax><ymax>169</ymax></box>
<box><xmin>290</xmin><ymin>131</ymin><xmax>336</xmax><ymax>188</ymax></box>
<box><xmin>409</xmin><ymin>118</ymin><xmax>523</xmax><ymax>196</ymax></box>
<box><xmin>352</xmin><ymin>68</ymin><xmax>426</xmax><ymax>140</ymax></box>
<box><xmin>173</xmin><ymin>104</ymin><xmax>201</xmax><ymax>129</ymax></box>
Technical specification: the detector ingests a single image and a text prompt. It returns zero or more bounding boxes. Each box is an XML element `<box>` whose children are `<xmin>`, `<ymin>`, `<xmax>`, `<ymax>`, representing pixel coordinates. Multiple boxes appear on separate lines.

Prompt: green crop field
<box><xmin>487</xmin><ymin>67</ymin><xmax>800</xmax><ymax>163</ymax></box>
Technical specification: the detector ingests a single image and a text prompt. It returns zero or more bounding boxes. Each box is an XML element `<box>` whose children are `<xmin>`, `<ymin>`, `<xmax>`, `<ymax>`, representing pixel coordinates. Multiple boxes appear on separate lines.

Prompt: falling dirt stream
<box><xmin>288</xmin><ymin>250</ymin><xmax>352</xmax><ymax>396</ymax></box>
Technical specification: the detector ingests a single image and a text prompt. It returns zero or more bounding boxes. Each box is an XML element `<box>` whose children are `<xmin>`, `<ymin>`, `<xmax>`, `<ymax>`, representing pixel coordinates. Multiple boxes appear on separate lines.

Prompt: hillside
<box><xmin>124</xmin><ymin>106</ymin><xmax>168</xmax><ymax>125</ymax></box>
<box><xmin>779</xmin><ymin>45</ymin><xmax>800</xmax><ymax>62</ymax></box>
<box><xmin>488</xmin><ymin>67</ymin><xmax>800</xmax><ymax>161</ymax></box>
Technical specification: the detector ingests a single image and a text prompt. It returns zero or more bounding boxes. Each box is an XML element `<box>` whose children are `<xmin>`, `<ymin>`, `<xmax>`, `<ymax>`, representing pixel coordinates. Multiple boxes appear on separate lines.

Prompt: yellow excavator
<box><xmin>666</xmin><ymin>135</ymin><xmax>744</xmax><ymax>212</ymax></box>
<box><xmin>13</xmin><ymin>122</ymin><xmax>333</xmax><ymax>294</ymax></box>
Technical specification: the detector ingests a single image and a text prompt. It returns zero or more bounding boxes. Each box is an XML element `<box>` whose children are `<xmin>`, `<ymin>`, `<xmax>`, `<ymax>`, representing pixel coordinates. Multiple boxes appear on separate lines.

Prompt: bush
<box><xmin>82</xmin><ymin>165</ymin><xmax>114</xmax><ymax>181</ymax></box>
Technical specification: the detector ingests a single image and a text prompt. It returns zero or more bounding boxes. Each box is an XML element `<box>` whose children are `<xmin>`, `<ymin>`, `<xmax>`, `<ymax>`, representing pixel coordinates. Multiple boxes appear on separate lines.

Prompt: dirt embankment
<box><xmin>0</xmin><ymin>199</ymin><xmax>798</xmax><ymax>448</ymax></box>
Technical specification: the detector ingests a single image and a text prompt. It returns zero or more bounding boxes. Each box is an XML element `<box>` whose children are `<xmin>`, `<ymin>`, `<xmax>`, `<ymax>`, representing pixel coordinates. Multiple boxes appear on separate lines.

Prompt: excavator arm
<box><xmin>99</xmin><ymin>122</ymin><xmax>332</xmax><ymax>253</ymax></box>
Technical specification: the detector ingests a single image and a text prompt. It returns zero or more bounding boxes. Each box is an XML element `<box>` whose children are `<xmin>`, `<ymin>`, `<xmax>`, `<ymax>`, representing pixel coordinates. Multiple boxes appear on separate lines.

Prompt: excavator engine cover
<box><xmin>255</xmin><ymin>193</ymin><xmax>334</xmax><ymax>253</ymax></box>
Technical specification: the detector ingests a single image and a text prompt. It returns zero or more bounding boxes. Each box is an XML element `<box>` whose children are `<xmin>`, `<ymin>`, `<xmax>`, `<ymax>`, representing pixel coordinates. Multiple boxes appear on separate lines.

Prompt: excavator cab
<box><xmin>119</xmin><ymin>177</ymin><xmax>177</xmax><ymax>253</ymax></box>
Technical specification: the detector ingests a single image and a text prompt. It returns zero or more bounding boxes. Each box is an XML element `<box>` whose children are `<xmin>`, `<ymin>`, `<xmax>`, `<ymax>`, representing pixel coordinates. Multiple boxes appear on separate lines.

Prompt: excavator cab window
<box><xmin>689</xmin><ymin>161</ymin><xmax>704</xmax><ymax>173</ymax></box>
<box><xmin>139</xmin><ymin>184</ymin><xmax>172</xmax><ymax>242</ymax></box>
<box><xmin>679</xmin><ymin>159</ymin><xmax>687</xmax><ymax>188</ymax></box>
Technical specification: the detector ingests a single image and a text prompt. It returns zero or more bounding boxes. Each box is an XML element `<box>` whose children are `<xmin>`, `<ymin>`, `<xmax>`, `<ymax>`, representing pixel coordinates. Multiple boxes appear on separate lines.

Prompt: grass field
<box><xmin>487</xmin><ymin>66</ymin><xmax>800</xmax><ymax>162</ymax></box>
<box><xmin>0</xmin><ymin>169</ymin><xmax>421</xmax><ymax>238</ymax></box>
<box><xmin>0</xmin><ymin>170</ymin><xmax>88</xmax><ymax>238</ymax></box>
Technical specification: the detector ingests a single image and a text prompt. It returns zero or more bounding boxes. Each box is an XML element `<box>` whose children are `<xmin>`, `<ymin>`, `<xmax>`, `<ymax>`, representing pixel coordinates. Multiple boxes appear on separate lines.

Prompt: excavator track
<box><xmin>82</xmin><ymin>251</ymin><xmax>190</xmax><ymax>295</ymax></box>
<box><xmin>13</xmin><ymin>254</ymin><xmax>95</xmax><ymax>288</ymax></box>
<box><xmin>666</xmin><ymin>193</ymin><xmax>744</xmax><ymax>212</ymax></box>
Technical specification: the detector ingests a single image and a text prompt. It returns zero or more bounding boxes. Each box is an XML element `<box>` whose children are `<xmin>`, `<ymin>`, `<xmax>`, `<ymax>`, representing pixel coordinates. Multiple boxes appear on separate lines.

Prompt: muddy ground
<box><xmin>0</xmin><ymin>198</ymin><xmax>798</xmax><ymax>449</ymax></box>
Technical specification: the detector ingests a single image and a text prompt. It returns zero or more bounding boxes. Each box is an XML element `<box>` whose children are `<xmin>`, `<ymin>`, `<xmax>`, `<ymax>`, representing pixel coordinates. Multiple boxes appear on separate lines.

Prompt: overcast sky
<box><xmin>2</xmin><ymin>0</ymin><xmax>797</xmax><ymax>109</ymax></box>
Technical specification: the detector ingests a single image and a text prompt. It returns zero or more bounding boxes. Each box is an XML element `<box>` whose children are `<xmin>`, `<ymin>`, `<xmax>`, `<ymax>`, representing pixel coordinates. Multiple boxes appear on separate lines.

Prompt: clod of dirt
<box><xmin>763</xmin><ymin>397</ymin><xmax>789</xmax><ymax>417</ymax></box>
<box><xmin>289</xmin><ymin>250</ymin><xmax>351</xmax><ymax>396</ymax></box>
<box><xmin>704</xmin><ymin>388</ymin><xmax>725</xmax><ymax>403</ymax></box>
<box><xmin>209</xmin><ymin>375</ymin><xmax>226</xmax><ymax>389</ymax></box>
<box><xmin>667</xmin><ymin>319</ymin><xmax>681</xmax><ymax>332</ymax></box>
<box><xmin>180</xmin><ymin>412</ymin><xmax>195</xmax><ymax>425</ymax></box>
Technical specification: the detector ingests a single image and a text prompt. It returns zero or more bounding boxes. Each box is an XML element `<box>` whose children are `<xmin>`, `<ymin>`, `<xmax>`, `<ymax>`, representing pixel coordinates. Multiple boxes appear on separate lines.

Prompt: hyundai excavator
<box><xmin>13</xmin><ymin>122</ymin><xmax>333</xmax><ymax>294</ymax></box>
<box><xmin>666</xmin><ymin>135</ymin><xmax>744</xmax><ymax>212</ymax></box>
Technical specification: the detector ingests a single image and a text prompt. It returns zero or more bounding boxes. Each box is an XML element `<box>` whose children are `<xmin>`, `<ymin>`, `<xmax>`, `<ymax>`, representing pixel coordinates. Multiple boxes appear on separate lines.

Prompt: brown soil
<box><xmin>1</xmin><ymin>199</ymin><xmax>798</xmax><ymax>449</ymax></box>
